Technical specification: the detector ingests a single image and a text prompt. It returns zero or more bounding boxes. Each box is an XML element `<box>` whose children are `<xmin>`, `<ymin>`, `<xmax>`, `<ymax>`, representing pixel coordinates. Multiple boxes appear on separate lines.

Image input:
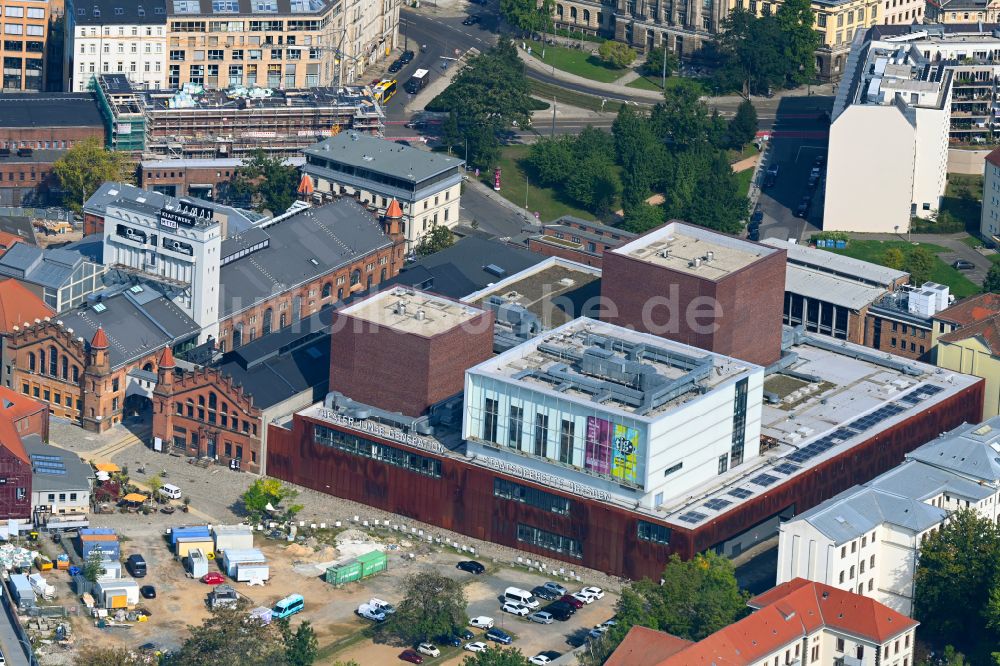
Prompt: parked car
<box><xmin>588</xmin><ymin>625</ymin><xmax>610</xmax><ymax>639</ymax></box>
<box><xmin>543</xmin><ymin>601</ymin><xmax>575</xmax><ymax>620</ymax></box>
<box><xmin>469</xmin><ymin>616</ymin><xmax>494</xmax><ymax>629</ymax></box>
<box><xmin>559</xmin><ymin>594</ymin><xmax>585</xmax><ymax>609</ymax></box>
<box><xmin>814</xmin><ymin>154</ymin><xmax>826</xmax><ymax>167</ymax></box>
<box><xmin>457</xmin><ymin>560</ymin><xmax>485</xmax><ymax>574</ymax></box>
<box><xmin>795</xmin><ymin>198</ymin><xmax>811</xmax><ymax>218</ymax></box>
<box><xmin>417</xmin><ymin>643</ymin><xmax>440</xmax><ymax>657</ymax></box>
<box><xmin>502</xmin><ymin>602</ymin><xmax>530</xmax><ymax>617</ymax></box>
<box><xmin>748</xmin><ymin>227</ymin><xmax>761</xmax><ymax>241</ymax></box>
<box><xmin>462</xmin><ymin>14</ymin><xmax>480</xmax><ymax>25</ymax></box>
<box><xmin>370</xmin><ymin>598</ymin><xmax>396</xmax><ymax>614</ymax></box>
<box><xmin>201</xmin><ymin>572</ymin><xmax>225</xmax><ymax>585</ymax></box>
<box><xmin>580</xmin><ymin>586</ymin><xmax>605</xmax><ymax>600</ymax></box>
<box><xmin>357</xmin><ymin>604</ymin><xmax>387</xmax><ymax>622</ymax></box>
<box><xmin>529</xmin><ymin>656</ymin><xmax>552</xmax><ymax>665</ymax></box>
<box><xmin>749</xmin><ymin>209</ymin><xmax>763</xmax><ymax>227</ymax></box>
<box><xmin>140</xmin><ymin>585</ymin><xmax>156</xmax><ymax>599</ymax></box>
<box><xmin>486</xmin><ymin>627</ymin><xmax>512</xmax><ymax>645</ymax></box>
<box><xmin>126</xmin><ymin>554</ymin><xmax>147</xmax><ymax>578</ymax></box>
<box><xmin>464</xmin><ymin>642</ymin><xmax>489</xmax><ymax>653</ymax></box>
<box><xmin>388</xmin><ymin>60</ymin><xmax>403</xmax><ymax>73</ymax></box>
<box><xmin>528</xmin><ymin>611</ymin><xmax>554</xmax><ymax>624</ymax></box>
<box><xmin>399</xmin><ymin>649</ymin><xmax>424</xmax><ymax>664</ymax></box>
<box><xmin>542</xmin><ymin>582</ymin><xmax>567</xmax><ymax>596</ymax></box>
<box><xmin>571</xmin><ymin>591</ymin><xmax>596</xmax><ymax>605</ymax></box>
<box><xmin>441</xmin><ymin>630</ymin><xmax>474</xmax><ymax>647</ymax></box>
<box><xmin>399</xmin><ymin>50</ymin><xmax>415</xmax><ymax>63</ymax></box>
<box><xmin>953</xmin><ymin>259</ymin><xmax>975</xmax><ymax>270</ymax></box>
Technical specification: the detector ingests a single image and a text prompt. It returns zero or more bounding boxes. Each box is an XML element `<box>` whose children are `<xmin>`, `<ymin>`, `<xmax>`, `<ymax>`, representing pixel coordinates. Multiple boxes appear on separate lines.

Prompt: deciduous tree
<box><xmin>985</xmin><ymin>262</ymin><xmax>1000</xmax><ymax>293</ymax></box>
<box><xmin>727</xmin><ymin>99</ymin><xmax>758</xmax><ymax>150</ymax></box>
<box><xmin>904</xmin><ymin>246</ymin><xmax>935</xmax><ymax>285</ymax></box>
<box><xmin>280</xmin><ymin>619</ymin><xmax>319</xmax><ymax>666</ymax></box>
<box><xmin>500</xmin><ymin>0</ymin><xmax>554</xmax><ymax>34</ymax></box>
<box><xmin>462</xmin><ymin>646</ymin><xmax>532</xmax><ymax>665</ymax></box>
<box><xmin>52</xmin><ymin>137</ymin><xmax>134</xmax><ymax>213</ymax></box>
<box><xmin>230</xmin><ymin>149</ymin><xmax>299</xmax><ymax>214</ymax></box>
<box><xmin>622</xmin><ymin>203</ymin><xmax>666</xmax><ymax>234</ymax></box>
<box><xmin>416</xmin><ymin>225</ymin><xmax>455</xmax><ymax>256</ymax></box>
<box><xmin>240</xmin><ymin>478</ymin><xmax>299</xmax><ymax>523</ymax></box>
<box><xmin>166</xmin><ymin>600</ymin><xmax>287</xmax><ymax>665</ymax></box>
<box><xmin>881</xmin><ymin>247</ymin><xmax>906</xmax><ymax>270</ymax></box>
<box><xmin>77</xmin><ymin>646</ymin><xmax>154</xmax><ymax>666</ymax></box>
<box><xmin>598</xmin><ymin>41</ymin><xmax>637</xmax><ymax>68</ymax></box>
<box><xmin>384</xmin><ymin>572</ymin><xmax>467</xmax><ymax>645</ymax></box>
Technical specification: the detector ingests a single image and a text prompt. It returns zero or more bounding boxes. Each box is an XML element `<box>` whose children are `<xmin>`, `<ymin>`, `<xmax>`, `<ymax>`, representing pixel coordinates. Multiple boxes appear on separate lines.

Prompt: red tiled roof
<box><xmin>90</xmin><ymin>326</ymin><xmax>109</xmax><ymax>349</ymax></box>
<box><xmin>614</xmin><ymin>579</ymin><xmax>918</xmax><ymax>666</ymax></box>
<box><xmin>157</xmin><ymin>346</ymin><xmax>175</xmax><ymax>368</ymax></box>
<box><xmin>934</xmin><ymin>292</ymin><xmax>1000</xmax><ymax>326</ymax></box>
<box><xmin>0</xmin><ymin>386</ymin><xmax>46</xmax><ymax>426</ymax></box>
<box><xmin>297</xmin><ymin>173</ymin><xmax>314</xmax><ymax>195</ymax></box>
<box><xmin>0</xmin><ymin>417</ymin><xmax>28</xmax><ymax>465</ymax></box>
<box><xmin>0</xmin><ymin>278</ymin><xmax>53</xmax><ymax>334</ymax></box>
<box><xmin>987</xmin><ymin>146</ymin><xmax>1000</xmax><ymax>169</ymax></box>
<box><xmin>938</xmin><ymin>313</ymin><xmax>1000</xmax><ymax>353</ymax></box>
<box><xmin>386</xmin><ymin>198</ymin><xmax>403</xmax><ymax>218</ymax></box>
<box><xmin>0</xmin><ymin>232</ymin><xmax>24</xmax><ymax>252</ymax></box>
<box><xmin>605</xmin><ymin>626</ymin><xmax>692</xmax><ymax>666</ymax></box>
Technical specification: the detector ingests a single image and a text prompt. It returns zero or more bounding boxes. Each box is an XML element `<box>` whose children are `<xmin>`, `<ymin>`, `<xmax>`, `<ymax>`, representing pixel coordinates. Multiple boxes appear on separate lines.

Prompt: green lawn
<box><xmin>527</xmin><ymin>79</ymin><xmax>628</xmax><ymax>114</ymax></box>
<box><xmin>627</xmin><ymin>75</ymin><xmax>707</xmax><ymax>96</ymax></box>
<box><xmin>822</xmin><ymin>240</ymin><xmax>980</xmax><ymax>298</ymax></box>
<box><xmin>484</xmin><ymin>145</ymin><xmax>597</xmax><ymax>223</ymax></box>
<box><xmin>525</xmin><ymin>40</ymin><xmax>626</xmax><ymax>83</ymax></box>
<box><xmin>735</xmin><ymin>169</ymin><xmax>754</xmax><ymax>200</ymax></box>
<box><xmin>913</xmin><ymin>174</ymin><xmax>983</xmax><ymax>234</ymax></box>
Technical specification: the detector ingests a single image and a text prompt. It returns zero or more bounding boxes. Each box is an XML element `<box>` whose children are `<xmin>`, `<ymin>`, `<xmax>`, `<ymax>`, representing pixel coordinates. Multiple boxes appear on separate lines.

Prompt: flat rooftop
<box><xmin>462</xmin><ymin>258</ymin><xmax>602</xmax><ymax>328</ymax></box>
<box><xmin>613</xmin><ymin>221</ymin><xmax>777</xmax><ymax>281</ymax></box>
<box><xmin>656</xmin><ymin>329</ymin><xmax>980</xmax><ymax>529</ymax></box>
<box><xmin>340</xmin><ymin>287</ymin><xmax>486</xmax><ymax>337</ymax></box>
<box><xmin>762</xmin><ymin>238</ymin><xmax>907</xmax><ymax>288</ymax></box>
<box><xmin>784</xmin><ymin>264</ymin><xmax>887</xmax><ymax>311</ymax></box>
<box><xmin>469</xmin><ymin>318</ymin><xmax>757</xmax><ymax>419</ymax></box>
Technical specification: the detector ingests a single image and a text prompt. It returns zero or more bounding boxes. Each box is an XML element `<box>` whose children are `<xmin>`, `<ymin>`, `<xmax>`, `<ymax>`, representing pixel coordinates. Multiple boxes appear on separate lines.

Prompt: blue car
<box><xmin>443</xmin><ymin>630</ymin><xmax>474</xmax><ymax>647</ymax></box>
<box><xmin>486</xmin><ymin>628</ymin><xmax>512</xmax><ymax>645</ymax></box>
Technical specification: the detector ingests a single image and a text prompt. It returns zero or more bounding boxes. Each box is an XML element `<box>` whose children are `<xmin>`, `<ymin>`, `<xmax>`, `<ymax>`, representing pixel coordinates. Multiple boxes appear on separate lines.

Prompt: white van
<box><xmin>503</xmin><ymin>586</ymin><xmax>539</xmax><ymax>609</ymax></box>
<box><xmin>159</xmin><ymin>484</ymin><xmax>182</xmax><ymax>500</ymax></box>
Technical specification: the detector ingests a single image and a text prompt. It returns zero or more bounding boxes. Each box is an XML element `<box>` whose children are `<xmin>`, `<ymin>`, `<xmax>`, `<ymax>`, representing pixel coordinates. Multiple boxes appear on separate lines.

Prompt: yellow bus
<box><xmin>373</xmin><ymin>79</ymin><xmax>397</xmax><ymax>104</ymax></box>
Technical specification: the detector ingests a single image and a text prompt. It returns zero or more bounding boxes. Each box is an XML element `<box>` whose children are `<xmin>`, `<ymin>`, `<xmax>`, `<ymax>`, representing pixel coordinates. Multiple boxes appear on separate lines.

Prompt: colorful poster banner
<box><xmin>612</xmin><ymin>424</ymin><xmax>639</xmax><ymax>484</ymax></box>
<box><xmin>585</xmin><ymin>416</ymin><xmax>612</xmax><ymax>475</ymax></box>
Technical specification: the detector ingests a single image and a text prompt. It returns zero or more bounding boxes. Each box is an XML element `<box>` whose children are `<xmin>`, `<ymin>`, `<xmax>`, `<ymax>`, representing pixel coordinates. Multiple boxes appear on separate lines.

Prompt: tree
<box><xmin>240</xmin><ymin>478</ymin><xmax>299</xmax><ymax>523</ymax></box>
<box><xmin>77</xmin><ymin>646</ymin><xmax>154</xmax><ymax>666</ymax></box>
<box><xmin>384</xmin><ymin>572</ymin><xmax>467</xmax><ymax>645</ymax></box>
<box><xmin>642</xmin><ymin>45</ymin><xmax>678</xmax><ymax>79</ymax></box>
<box><xmin>565</xmin><ymin>156</ymin><xmax>621</xmax><ymax>216</ymax></box>
<box><xmin>985</xmin><ymin>262</ymin><xmax>1000</xmax><ymax>293</ymax></box>
<box><xmin>914</xmin><ymin>510</ymin><xmax>1000</xmax><ymax>654</ymax></box>
<box><xmin>653</xmin><ymin>81</ymin><xmax>712</xmax><ymax>148</ymax></box>
<box><xmin>527</xmin><ymin>136</ymin><xmax>576</xmax><ymax>188</ymax></box>
<box><xmin>775</xmin><ymin>0</ymin><xmax>821</xmax><ymax>87</ymax></box>
<box><xmin>230</xmin><ymin>149</ymin><xmax>299</xmax><ymax>214</ymax></box>
<box><xmin>146</xmin><ymin>474</ymin><xmax>163</xmax><ymax>498</ymax></box>
<box><xmin>83</xmin><ymin>550</ymin><xmax>106</xmax><ymax>583</ymax></box>
<box><xmin>416</xmin><ymin>225</ymin><xmax>455</xmax><ymax>256</ymax></box>
<box><xmin>622</xmin><ymin>203</ymin><xmax>667</xmax><ymax>234</ymax></box>
<box><xmin>598</xmin><ymin>41</ymin><xmax>637</xmax><ymax>68</ymax></box>
<box><xmin>166</xmin><ymin>600</ymin><xmax>286</xmax><ymax>666</ymax></box>
<box><xmin>281</xmin><ymin>619</ymin><xmax>319</xmax><ymax>666</ymax></box>
<box><xmin>904</xmin><ymin>246</ymin><xmax>935</xmax><ymax>285</ymax></box>
<box><xmin>881</xmin><ymin>247</ymin><xmax>906</xmax><ymax>271</ymax></box>
<box><xmin>463</xmin><ymin>646</ymin><xmax>531</xmax><ymax>665</ymax></box>
<box><xmin>52</xmin><ymin>137</ymin><xmax>134</xmax><ymax>213</ymax></box>
<box><xmin>442</xmin><ymin>111</ymin><xmax>462</xmax><ymax>157</ymax></box>
<box><xmin>500</xmin><ymin>0</ymin><xmax>554</xmax><ymax>34</ymax></box>
<box><xmin>727</xmin><ymin>99</ymin><xmax>758</xmax><ymax>150</ymax></box>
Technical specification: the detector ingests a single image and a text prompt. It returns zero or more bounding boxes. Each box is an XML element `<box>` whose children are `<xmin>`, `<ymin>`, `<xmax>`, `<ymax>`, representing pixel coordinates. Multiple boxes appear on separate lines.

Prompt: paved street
<box><xmin>0</xmin><ymin>601</ymin><xmax>30</xmax><ymax>666</ymax></box>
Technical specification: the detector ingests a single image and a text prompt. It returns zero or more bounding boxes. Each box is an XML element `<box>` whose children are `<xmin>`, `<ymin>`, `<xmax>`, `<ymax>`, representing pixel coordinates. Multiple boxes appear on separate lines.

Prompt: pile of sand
<box><xmin>284</xmin><ymin>543</ymin><xmax>314</xmax><ymax>558</ymax></box>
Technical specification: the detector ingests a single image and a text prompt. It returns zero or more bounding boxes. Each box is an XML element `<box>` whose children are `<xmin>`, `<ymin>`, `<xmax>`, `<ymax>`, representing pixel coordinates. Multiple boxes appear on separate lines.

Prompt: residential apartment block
<box><xmin>778</xmin><ymin>417</ymin><xmax>1000</xmax><ymax>615</ymax></box>
<box><xmin>71</xmin><ymin>0</ymin><xmax>168</xmax><ymax>92</ymax></box>
<box><xmin>984</xmin><ymin>146</ymin><xmax>1000</xmax><ymax>241</ymax></box>
<box><xmin>164</xmin><ymin>0</ymin><xmax>399</xmax><ymax>91</ymax></box>
<box><xmin>608</xmin><ymin>579</ymin><xmax>917</xmax><ymax>666</ymax></box>
<box><xmin>0</xmin><ymin>0</ymin><xmax>51</xmax><ymax>91</ymax></box>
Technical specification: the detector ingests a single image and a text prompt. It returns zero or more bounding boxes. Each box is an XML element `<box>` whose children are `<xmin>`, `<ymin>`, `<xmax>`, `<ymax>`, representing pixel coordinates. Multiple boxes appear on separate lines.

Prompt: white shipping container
<box><xmin>213</xmin><ymin>525</ymin><xmax>254</xmax><ymax>553</ymax></box>
<box><xmin>222</xmin><ymin>548</ymin><xmax>266</xmax><ymax>577</ymax></box>
<box><xmin>235</xmin><ymin>562</ymin><xmax>270</xmax><ymax>582</ymax></box>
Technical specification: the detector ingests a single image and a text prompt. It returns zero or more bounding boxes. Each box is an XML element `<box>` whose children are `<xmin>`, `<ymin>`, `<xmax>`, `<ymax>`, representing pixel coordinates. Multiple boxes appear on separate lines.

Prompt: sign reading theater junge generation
<box><xmin>474</xmin><ymin>454</ymin><xmax>612</xmax><ymax>502</ymax></box>
<box><xmin>315</xmin><ymin>408</ymin><xmax>444</xmax><ymax>454</ymax></box>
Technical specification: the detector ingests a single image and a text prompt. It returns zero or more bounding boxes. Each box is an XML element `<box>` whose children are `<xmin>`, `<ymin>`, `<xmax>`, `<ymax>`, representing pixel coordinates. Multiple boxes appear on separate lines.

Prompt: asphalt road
<box><xmin>755</xmin><ymin>96</ymin><xmax>833</xmax><ymax>242</ymax></box>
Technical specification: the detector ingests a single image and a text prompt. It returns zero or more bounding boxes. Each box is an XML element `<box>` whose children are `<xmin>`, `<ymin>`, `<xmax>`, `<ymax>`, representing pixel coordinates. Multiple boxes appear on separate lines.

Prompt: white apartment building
<box><xmin>983</xmin><ymin>147</ymin><xmax>1000</xmax><ymax>241</ymax></box>
<box><xmin>463</xmin><ymin>318</ymin><xmax>765</xmax><ymax>510</ymax></box>
<box><xmin>71</xmin><ymin>0</ymin><xmax>168</xmax><ymax>92</ymax></box>
<box><xmin>825</xmin><ymin>32</ymin><xmax>952</xmax><ymax>233</ymax></box>
<box><xmin>778</xmin><ymin>417</ymin><xmax>1000</xmax><ymax>616</ymax></box>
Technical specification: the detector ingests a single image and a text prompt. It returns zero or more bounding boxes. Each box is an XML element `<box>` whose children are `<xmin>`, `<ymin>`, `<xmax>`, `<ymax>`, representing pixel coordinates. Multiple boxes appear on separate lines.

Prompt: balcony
<box><xmin>834</xmin><ymin>657</ymin><xmax>863</xmax><ymax>666</ymax></box>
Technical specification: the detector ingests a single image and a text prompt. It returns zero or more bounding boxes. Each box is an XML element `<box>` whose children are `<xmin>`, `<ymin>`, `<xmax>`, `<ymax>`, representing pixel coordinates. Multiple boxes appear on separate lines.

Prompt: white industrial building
<box><xmin>825</xmin><ymin>31</ymin><xmax>952</xmax><ymax>233</ymax></box>
<box><xmin>464</xmin><ymin>318</ymin><xmax>765</xmax><ymax>510</ymax></box>
<box><xmin>777</xmin><ymin>417</ymin><xmax>1000</xmax><ymax>616</ymax></box>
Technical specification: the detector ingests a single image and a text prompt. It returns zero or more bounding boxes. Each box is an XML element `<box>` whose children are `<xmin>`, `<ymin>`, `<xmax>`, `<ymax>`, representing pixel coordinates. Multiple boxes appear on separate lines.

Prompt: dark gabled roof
<box><xmin>56</xmin><ymin>286</ymin><xmax>200</xmax><ymax>369</ymax></box>
<box><xmin>388</xmin><ymin>237</ymin><xmax>547</xmax><ymax>299</ymax></box>
<box><xmin>0</xmin><ymin>244</ymin><xmax>94</xmax><ymax>289</ymax></box>
<box><xmin>218</xmin><ymin>199</ymin><xmax>392</xmax><ymax>318</ymax></box>
<box><xmin>0</xmin><ymin>216</ymin><xmax>37</xmax><ymax>245</ymax></box>
<box><xmin>304</xmin><ymin>132</ymin><xmax>464</xmax><ymax>185</ymax></box>
<box><xmin>0</xmin><ymin>94</ymin><xmax>103</xmax><ymax>129</ymax></box>
<box><xmin>24</xmin><ymin>435</ymin><xmax>94</xmax><ymax>493</ymax></box>
<box><xmin>75</xmin><ymin>0</ymin><xmax>168</xmax><ymax>24</ymax></box>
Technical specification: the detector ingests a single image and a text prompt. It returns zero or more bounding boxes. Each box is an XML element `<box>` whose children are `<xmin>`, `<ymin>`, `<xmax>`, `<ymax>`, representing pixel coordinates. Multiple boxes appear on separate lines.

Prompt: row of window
<box><xmin>83</xmin><ymin>42</ymin><xmax>163</xmax><ymax>54</ymax></box>
<box><xmin>169</xmin><ymin>18</ymin><xmax>327</xmax><ymax>33</ymax></box>
<box><xmin>889</xmin><ymin>320</ymin><xmax>928</xmax><ymax>338</ymax></box>
<box><xmin>4</xmin><ymin>6</ymin><xmax>44</xmax><ymax>19</ymax></box>
<box><xmin>46</xmin><ymin>492</ymin><xmax>79</xmax><ymax>504</ymax></box>
<box><xmin>173</xmin><ymin>395</ymin><xmax>256</xmax><ymax>435</ymax></box>
<box><xmin>637</xmin><ymin>520</ymin><xmax>671</xmax><ymax>545</ymax></box>
<box><xmin>170</xmin><ymin>47</ymin><xmax>319</xmax><ymax>61</ymax></box>
<box><xmin>2</xmin><ymin>24</ymin><xmax>43</xmax><ymax>36</ymax></box>
<box><xmin>22</xmin><ymin>382</ymin><xmax>81</xmax><ymax>412</ymax></box>
<box><xmin>79</xmin><ymin>60</ymin><xmax>162</xmax><ymax>74</ymax></box>
<box><xmin>25</xmin><ymin>347</ymin><xmax>81</xmax><ymax>384</ymax></box>
<box><xmin>313</xmin><ymin>423</ymin><xmax>443</xmax><ymax>478</ymax></box>
<box><xmin>516</xmin><ymin>523</ymin><xmax>582</xmax><ymax>559</ymax></box>
<box><xmin>837</xmin><ymin>554</ymin><xmax>876</xmax><ymax>583</ymax></box>
<box><xmin>78</xmin><ymin>25</ymin><xmax>164</xmax><ymax>37</ymax></box>
<box><xmin>493</xmin><ymin>478</ymin><xmax>571</xmax><ymax>515</ymax></box>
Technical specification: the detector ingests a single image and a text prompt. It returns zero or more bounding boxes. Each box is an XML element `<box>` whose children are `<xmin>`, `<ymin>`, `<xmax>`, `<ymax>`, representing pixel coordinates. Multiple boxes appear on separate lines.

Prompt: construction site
<box><xmin>94</xmin><ymin>74</ymin><xmax>385</xmax><ymax>160</ymax></box>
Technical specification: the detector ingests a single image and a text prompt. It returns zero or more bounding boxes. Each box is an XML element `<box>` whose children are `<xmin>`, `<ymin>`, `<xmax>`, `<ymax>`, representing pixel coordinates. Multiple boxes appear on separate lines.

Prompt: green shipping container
<box><xmin>357</xmin><ymin>550</ymin><xmax>387</xmax><ymax>577</ymax></box>
<box><xmin>324</xmin><ymin>560</ymin><xmax>362</xmax><ymax>586</ymax></box>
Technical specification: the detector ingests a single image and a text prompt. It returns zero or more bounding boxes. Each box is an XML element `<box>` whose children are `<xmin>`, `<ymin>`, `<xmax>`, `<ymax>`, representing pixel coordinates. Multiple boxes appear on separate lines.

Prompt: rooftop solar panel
<box><xmin>774</xmin><ymin>462</ymin><xmax>801</xmax><ymax>475</ymax></box>
<box><xmin>750</xmin><ymin>473</ymin><xmax>779</xmax><ymax>487</ymax></box>
<box><xmin>678</xmin><ymin>511</ymin><xmax>707</xmax><ymax>524</ymax></box>
<box><xmin>728</xmin><ymin>488</ymin><xmax>753</xmax><ymax>499</ymax></box>
<box><xmin>704</xmin><ymin>498</ymin><xmax>732</xmax><ymax>511</ymax></box>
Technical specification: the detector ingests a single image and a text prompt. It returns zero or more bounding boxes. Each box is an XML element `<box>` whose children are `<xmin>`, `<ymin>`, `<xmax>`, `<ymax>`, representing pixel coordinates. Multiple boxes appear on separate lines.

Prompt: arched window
<box><xmin>583</xmin><ymin>8</ymin><xmax>590</xmax><ymax>22</ymax></box>
<box><xmin>350</xmin><ymin>269</ymin><xmax>361</xmax><ymax>286</ymax></box>
<box><xmin>232</xmin><ymin>326</ymin><xmax>242</xmax><ymax>349</ymax></box>
<box><xmin>143</xmin><ymin>362</ymin><xmax>153</xmax><ymax>372</ymax></box>
<box><xmin>72</xmin><ymin>366</ymin><xmax>79</xmax><ymax>382</ymax></box>
<box><xmin>27</xmin><ymin>353</ymin><xmax>35</xmax><ymax>373</ymax></box>
<box><xmin>49</xmin><ymin>346</ymin><xmax>58</xmax><ymax>376</ymax></box>
<box><xmin>337</xmin><ymin>288</ymin><xmax>344</xmax><ymax>301</ymax></box>
<box><xmin>380</xmin><ymin>268</ymin><xmax>387</xmax><ymax>283</ymax></box>
<box><xmin>556</xmin><ymin>4</ymin><xmax>563</xmax><ymax>18</ymax></box>
<box><xmin>37</xmin><ymin>348</ymin><xmax>45</xmax><ymax>375</ymax></box>
<box><xmin>570</xmin><ymin>6</ymin><xmax>577</xmax><ymax>20</ymax></box>
<box><xmin>198</xmin><ymin>395</ymin><xmax>205</xmax><ymax>406</ymax></box>
<box><xmin>208</xmin><ymin>391</ymin><xmax>217</xmax><ymax>409</ymax></box>
<box><xmin>321</xmin><ymin>283</ymin><xmax>332</xmax><ymax>298</ymax></box>
<box><xmin>262</xmin><ymin>308</ymin><xmax>273</xmax><ymax>336</ymax></box>
<box><xmin>279</xmin><ymin>313</ymin><xmax>287</xmax><ymax>329</ymax></box>
<box><xmin>62</xmin><ymin>356</ymin><xmax>68</xmax><ymax>380</ymax></box>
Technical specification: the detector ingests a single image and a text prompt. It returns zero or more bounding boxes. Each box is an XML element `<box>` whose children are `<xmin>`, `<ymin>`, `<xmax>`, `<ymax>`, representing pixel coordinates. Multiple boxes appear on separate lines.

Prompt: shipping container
<box><xmin>80</xmin><ymin>538</ymin><xmax>120</xmax><ymax>561</ymax></box>
<box><xmin>324</xmin><ymin>560</ymin><xmax>362</xmax><ymax>586</ymax></box>
<box><xmin>9</xmin><ymin>574</ymin><xmax>35</xmax><ymax>608</ymax></box>
<box><xmin>175</xmin><ymin>537</ymin><xmax>214</xmax><ymax>559</ymax></box>
<box><xmin>212</xmin><ymin>525</ymin><xmax>254</xmax><ymax>553</ymax></box>
<box><xmin>169</xmin><ymin>525</ymin><xmax>210</xmax><ymax>548</ymax></box>
<box><xmin>222</xmin><ymin>548</ymin><xmax>266</xmax><ymax>578</ymax></box>
<box><xmin>357</xmin><ymin>551</ymin><xmax>387</xmax><ymax>577</ymax></box>
<box><xmin>235</xmin><ymin>562</ymin><xmax>270</xmax><ymax>582</ymax></box>
<box><xmin>250</xmin><ymin>606</ymin><xmax>273</xmax><ymax>625</ymax></box>
<box><xmin>94</xmin><ymin>578</ymin><xmax>140</xmax><ymax>609</ymax></box>
<box><xmin>96</xmin><ymin>560</ymin><xmax>123</xmax><ymax>581</ymax></box>
<box><xmin>186</xmin><ymin>549</ymin><xmax>209</xmax><ymax>578</ymax></box>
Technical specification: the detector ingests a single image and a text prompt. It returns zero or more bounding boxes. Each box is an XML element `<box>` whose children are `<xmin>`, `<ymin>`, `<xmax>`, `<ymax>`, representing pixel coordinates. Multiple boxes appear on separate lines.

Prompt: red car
<box><xmin>559</xmin><ymin>594</ymin><xmax>585</xmax><ymax>609</ymax></box>
<box><xmin>201</xmin><ymin>572</ymin><xmax>225</xmax><ymax>585</ymax></box>
<box><xmin>399</xmin><ymin>649</ymin><xmax>424</xmax><ymax>664</ymax></box>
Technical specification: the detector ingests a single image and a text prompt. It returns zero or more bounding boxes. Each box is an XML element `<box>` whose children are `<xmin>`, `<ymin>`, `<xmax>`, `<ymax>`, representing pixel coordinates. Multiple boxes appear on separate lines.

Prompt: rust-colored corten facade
<box><xmin>266</xmin><ymin>379</ymin><xmax>983</xmax><ymax>581</ymax></box>
<box><xmin>7</xmin><ymin>323</ymin><xmax>160</xmax><ymax>431</ymax></box>
<box><xmin>152</xmin><ymin>348</ymin><xmax>262</xmax><ymax>472</ymax></box>
<box><xmin>601</xmin><ymin>229</ymin><xmax>787</xmax><ymax>368</ymax></box>
<box><xmin>329</xmin><ymin>294</ymin><xmax>495</xmax><ymax>417</ymax></box>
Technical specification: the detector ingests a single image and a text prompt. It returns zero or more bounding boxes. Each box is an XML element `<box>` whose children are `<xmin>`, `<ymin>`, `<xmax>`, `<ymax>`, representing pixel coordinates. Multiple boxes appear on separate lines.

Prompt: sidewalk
<box><xmin>464</xmin><ymin>174</ymin><xmax>534</xmax><ymax>225</ymax></box>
